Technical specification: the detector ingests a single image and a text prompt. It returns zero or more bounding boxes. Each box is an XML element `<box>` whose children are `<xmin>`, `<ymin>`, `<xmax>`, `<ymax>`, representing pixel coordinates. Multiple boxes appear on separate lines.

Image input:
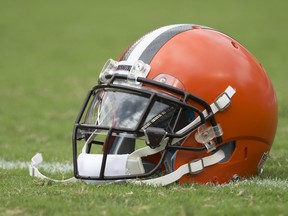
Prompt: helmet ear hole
<box><xmin>217</xmin><ymin>141</ymin><xmax>236</xmax><ymax>163</ymax></box>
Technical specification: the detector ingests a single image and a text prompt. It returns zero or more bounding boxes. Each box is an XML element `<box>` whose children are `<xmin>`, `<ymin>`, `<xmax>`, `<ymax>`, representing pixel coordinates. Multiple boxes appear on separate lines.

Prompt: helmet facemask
<box><xmin>72</xmin><ymin>59</ymin><xmax>225</xmax><ymax>183</ymax></box>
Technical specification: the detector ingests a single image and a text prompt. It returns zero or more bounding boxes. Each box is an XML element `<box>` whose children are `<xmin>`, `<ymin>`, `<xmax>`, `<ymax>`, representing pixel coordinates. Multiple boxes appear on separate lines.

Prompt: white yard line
<box><xmin>0</xmin><ymin>158</ymin><xmax>73</xmax><ymax>174</ymax></box>
<box><xmin>221</xmin><ymin>178</ymin><xmax>288</xmax><ymax>189</ymax></box>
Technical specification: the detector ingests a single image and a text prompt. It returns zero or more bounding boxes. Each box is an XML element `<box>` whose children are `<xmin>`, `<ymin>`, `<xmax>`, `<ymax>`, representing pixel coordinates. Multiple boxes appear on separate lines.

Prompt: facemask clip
<box><xmin>127</xmin><ymin>60</ymin><xmax>150</xmax><ymax>85</ymax></box>
<box><xmin>99</xmin><ymin>59</ymin><xmax>119</xmax><ymax>83</ymax></box>
<box><xmin>195</xmin><ymin>124</ymin><xmax>223</xmax><ymax>152</ymax></box>
<box><xmin>99</xmin><ymin>59</ymin><xmax>150</xmax><ymax>85</ymax></box>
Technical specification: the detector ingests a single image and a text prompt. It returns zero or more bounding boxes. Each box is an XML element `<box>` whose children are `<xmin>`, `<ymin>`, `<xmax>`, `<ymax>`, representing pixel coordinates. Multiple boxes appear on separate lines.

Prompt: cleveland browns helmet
<box><xmin>30</xmin><ymin>24</ymin><xmax>278</xmax><ymax>185</ymax></box>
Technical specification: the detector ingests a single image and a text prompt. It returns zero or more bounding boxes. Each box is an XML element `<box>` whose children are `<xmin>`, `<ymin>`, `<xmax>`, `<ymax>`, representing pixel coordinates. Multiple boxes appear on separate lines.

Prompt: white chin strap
<box><xmin>29</xmin><ymin>149</ymin><xmax>225</xmax><ymax>186</ymax></box>
<box><xmin>29</xmin><ymin>85</ymin><xmax>235</xmax><ymax>186</ymax></box>
<box><xmin>131</xmin><ymin>149</ymin><xmax>225</xmax><ymax>186</ymax></box>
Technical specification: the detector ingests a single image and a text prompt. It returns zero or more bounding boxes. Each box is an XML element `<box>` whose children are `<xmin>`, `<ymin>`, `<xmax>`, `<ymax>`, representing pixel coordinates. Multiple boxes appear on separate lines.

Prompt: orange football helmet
<box><xmin>71</xmin><ymin>24</ymin><xmax>277</xmax><ymax>185</ymax></box>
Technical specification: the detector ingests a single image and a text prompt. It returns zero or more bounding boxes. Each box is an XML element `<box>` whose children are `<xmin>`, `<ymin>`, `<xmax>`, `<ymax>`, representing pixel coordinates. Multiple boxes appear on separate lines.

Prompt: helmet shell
<box><xmin>144</xmin><ymin>27</ymin><xmax>277</xmax><ymax>184</ymax></box>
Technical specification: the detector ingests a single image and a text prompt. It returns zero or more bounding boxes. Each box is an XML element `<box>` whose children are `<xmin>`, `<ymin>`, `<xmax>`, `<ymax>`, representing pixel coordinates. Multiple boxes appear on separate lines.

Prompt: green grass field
<box><xmin>1</xmin><ymin>0</ymin><xmax>288</xmax><ymax>215</ymax></box>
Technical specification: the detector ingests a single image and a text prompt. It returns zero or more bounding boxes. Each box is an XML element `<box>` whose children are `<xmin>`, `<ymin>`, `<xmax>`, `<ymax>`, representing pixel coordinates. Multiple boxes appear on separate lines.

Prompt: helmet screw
<box><xmin>159</xmin><ymin>77</ymin><xmax>167</xmax><ymax>83</ymax></box>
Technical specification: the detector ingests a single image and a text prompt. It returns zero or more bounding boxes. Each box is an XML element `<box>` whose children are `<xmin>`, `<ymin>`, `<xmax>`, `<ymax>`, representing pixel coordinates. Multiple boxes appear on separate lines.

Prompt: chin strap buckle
<box><xmin>212</xmin><ymin>86</ymin><xmax>236</xmax><ymax>113</ymax></box>
<box><xmin>188</xmin><ymin>158</ymin><xmax>204</xmax><ymax>174</ymax></box>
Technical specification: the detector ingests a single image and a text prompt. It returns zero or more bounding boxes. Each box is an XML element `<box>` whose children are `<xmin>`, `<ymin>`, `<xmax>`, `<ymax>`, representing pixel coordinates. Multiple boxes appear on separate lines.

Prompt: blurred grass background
<box><xmin>1</xmin><ymin>1</ymin><xmax>288</xmax><ymax>215</ymax></box>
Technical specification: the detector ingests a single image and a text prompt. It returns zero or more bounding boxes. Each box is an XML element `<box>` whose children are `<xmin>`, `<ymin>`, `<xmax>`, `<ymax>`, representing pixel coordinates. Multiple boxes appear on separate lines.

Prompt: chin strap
<box><xmin>131</xmin><ymin>149</ymin><xmax>225</xmax><ymax>186</ymax></box>
<box><xmin>30</xmin><ymin>149</ymin><xmax>225</xmax><ymax>186</ymax></box>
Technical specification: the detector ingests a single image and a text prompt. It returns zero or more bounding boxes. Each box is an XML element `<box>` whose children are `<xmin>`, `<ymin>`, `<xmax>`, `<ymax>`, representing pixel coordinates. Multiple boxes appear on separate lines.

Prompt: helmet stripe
<box><xmin>121</xmin><ymin>24</ymin><xmax>195</xmax><ymax>63</ymax></box>
<box><xmin>139</xmin><ymin>24</ymin><xmax>194</xmax><ymax>63</ymax></box>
